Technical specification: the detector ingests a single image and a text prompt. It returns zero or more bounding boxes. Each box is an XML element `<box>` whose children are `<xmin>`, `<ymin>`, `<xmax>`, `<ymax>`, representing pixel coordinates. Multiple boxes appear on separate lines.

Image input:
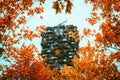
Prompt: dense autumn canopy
<box><xmin>0</xmin><ymin>0</ymin><xmax>120</xmax><ymax>80</ymax></box>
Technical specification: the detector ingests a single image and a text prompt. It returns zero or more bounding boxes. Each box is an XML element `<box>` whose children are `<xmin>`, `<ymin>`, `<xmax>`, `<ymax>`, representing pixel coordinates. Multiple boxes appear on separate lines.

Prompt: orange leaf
<box><xmin>40</xmin><ymin>16</ymin><xmax>43</xmax><ymax>19</ymax></box>
<box><xmin>55</xmin><ymin>49</ymin><xmax>61</xmax><ymax>55</ymax></box>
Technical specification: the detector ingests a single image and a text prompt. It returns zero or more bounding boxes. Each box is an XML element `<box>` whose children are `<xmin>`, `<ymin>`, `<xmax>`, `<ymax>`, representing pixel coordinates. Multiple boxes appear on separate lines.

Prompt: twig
<box><xmin>57</xmin><ymin>21</ymin><xmax>67</xmax><ymax>26</ymax></box>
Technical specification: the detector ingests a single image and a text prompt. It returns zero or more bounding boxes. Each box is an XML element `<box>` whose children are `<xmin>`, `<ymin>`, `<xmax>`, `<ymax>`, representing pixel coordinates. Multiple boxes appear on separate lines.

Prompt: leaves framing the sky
<box><xmin>0</xmin><ymin>0</ymin><xmax>120</xmax><ymax>80</ymax></box>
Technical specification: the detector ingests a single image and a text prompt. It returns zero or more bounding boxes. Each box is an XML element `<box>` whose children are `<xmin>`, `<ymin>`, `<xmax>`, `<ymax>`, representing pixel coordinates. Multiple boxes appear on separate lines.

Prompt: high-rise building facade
<box><xmin>41</xmin><ymin>25</ymin><xmax>79</xmax><ymax>69</ymax></box>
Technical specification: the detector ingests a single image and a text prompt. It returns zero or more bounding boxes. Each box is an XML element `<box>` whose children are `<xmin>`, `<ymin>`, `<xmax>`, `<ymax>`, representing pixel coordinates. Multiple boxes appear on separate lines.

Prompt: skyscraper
<box><xmin>41</xmin><ymin>25</ymin><xmax>79</xmax><ymax>69</ymax></box>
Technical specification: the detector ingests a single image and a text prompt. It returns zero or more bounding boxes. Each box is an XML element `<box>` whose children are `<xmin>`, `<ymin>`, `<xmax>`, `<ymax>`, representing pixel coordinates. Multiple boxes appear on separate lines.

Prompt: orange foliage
<box><xmin>83</xmin><ymin>28</ymin><xmax>91</xmax><ymax>36</ymax></box>
<box><xmin>87</xmin><ymin>18</ymin><xmax>97</xmax><ymax>26</ymax></box>
<box><xmin>73</xmin><ymin>42</ymin><xmax>119</xmax><ymax>79</ymax></box>
<box><xmin>52</xmin><ymin>0</ymin><xmax>73</xmax><ymax>14</ymax></box>
<box><xmin>17</xmin><ymin>16</ymin><xmax>26</xmax><ymax>24</ymax></box>
<box><xmin>0</xmin><ymin>0</ymin><xmax>120</xmax><ymax>80</ymax></box>
<box><xmin>0</xmin><ymin>0</ymin><xmax>44</xmax><ymax>59</ymax></box>
<box><xmin>86</xmin><ymin>0</ymin><xmax>120</xmax><ymax>47</ymax></box>
<box><xmin>0</xmin><ymin>45</ymin><xmax>52</xmax><ymax>80</ymax></box>
<box><xmin>35</xmin><ymin>7</ymin><xmax>44</xmax><ymax>14</ymax></box>
<box><xmin>55</xmin><ymin>49</ymin><xmax>61</xmax><ymax>55</ymax></box>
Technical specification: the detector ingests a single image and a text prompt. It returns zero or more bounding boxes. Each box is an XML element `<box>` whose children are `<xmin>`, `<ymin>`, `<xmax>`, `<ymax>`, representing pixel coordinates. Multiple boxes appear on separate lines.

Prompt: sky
<box><xmin>17</xmin><ymin>0</ymin><xmax>120</xmax><ymax>71</ymax></box>
<box><xmin>0</xmin><ymin>0</ymin><xmax>119</xmax><ymax>73</ymax></box>
<box><xmin>0</xmin><ymin>0</ymin><xmax>110</xmax><ymax>63</ymax></box>
<box><xmin>25</xmin><ymin>0</ymin><xmax>100</xmax><ymax>50</ymax></box>
<box><xmin>25</xmin><ymin>0</ymin><xmax>120</xmax><ymax>70</ymax></box>
<box><xmin>0</xmin><ymin>0</ymin><xmax>96</xmax><ymax>70</ymax></box>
